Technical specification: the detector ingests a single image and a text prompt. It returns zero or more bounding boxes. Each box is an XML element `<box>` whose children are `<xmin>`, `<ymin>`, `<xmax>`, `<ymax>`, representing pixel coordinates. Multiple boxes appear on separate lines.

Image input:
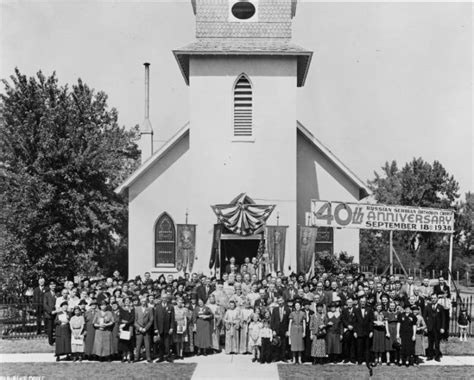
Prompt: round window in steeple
<box><xmin>231</xmin><ymin>2</ymin><xmax>256</xmax><ymax>20</ymax></box>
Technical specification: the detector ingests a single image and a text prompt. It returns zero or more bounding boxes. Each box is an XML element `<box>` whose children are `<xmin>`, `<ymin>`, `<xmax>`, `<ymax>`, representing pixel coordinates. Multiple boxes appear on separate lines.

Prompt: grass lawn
<box><xmin>0</xmin><ymin>362</ymin><xmax>197</xmax><ymax>380</ymax></box>
<box><xmin>278</xmin><ymin>364</ymin><xmax>474</xmax><ymax>380</ymax></box>
<box><xmin>441</xmin><ymin>337</ymin><xmax>474</xmax><ymax>356</ymax></box>
<box><xmin>0</xmin><ymin>338</ymin><xmax>53</xmax><ymax>353</ymax></box>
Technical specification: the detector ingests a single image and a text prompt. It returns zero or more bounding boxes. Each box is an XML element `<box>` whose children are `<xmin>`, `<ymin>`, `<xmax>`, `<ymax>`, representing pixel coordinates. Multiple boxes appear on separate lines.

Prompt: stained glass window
<box><xmin>155</xmin><ymin>213</ymin><xmax>176</xmax><ymax>267</ymax></box>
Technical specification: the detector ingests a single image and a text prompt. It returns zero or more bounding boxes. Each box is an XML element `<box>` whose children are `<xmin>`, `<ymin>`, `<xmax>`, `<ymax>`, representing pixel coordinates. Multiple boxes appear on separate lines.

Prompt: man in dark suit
<box><xmin>43</xmin><ymin>280</ymin><xmax>57</xmax><ymax>345</ymax></box>
<box><xmin>33</xmin><ymin>277</ymin><xmax>47</xmax><ymax>334</ymax></box>
<box><xmin>354</xmin><ymin>296</ymin><xmax>374</xmax><ymax>368</ymax></box>
<box><xmin>433</xmin><ymin>277</ymin><xmax>451</xmax><ymax>340</ymax></box>
<box><xmin>195</xmin><ymin>276</ymin><xmax>212</xmax><ymax>304</ymax></box>
<box><xmin>281</xmin><ymin>284</ymin><xmax>296</xmax><ymax>303</ymax></box>
<box><xmin>302</xmin><ymin>300</ymin><xmax>314</xmax><ymax>363</ymax></box>
<box><xmin>270</xmin><ymin>297</ymin><xmax>290</xmax><ymax>362</ymax></box>
<box><xmin>154</xmin><ymin>294</ymin><xmax>175</xmax><ymax>362</ymax></box>
<box><xmin>134</xmin><ymin>296</ymin><xmax>154</xmax><ymax>362</ymax></box>
<box><xmin>341</xmin><ymin>297</ymin><xmax>357</xmax><ymax>363</ymax></box>
<box><xmin>423</xmin><ymin>293</ymin><xmax>446</xmax><ymax>361</ymax></box>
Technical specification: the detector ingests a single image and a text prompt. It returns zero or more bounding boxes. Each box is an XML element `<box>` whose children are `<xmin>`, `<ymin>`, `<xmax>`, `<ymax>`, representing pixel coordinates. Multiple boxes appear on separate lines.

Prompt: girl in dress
<box><xmin>118</xmin><ymin>297</ymin><xmax>134</xmax><ymax>363</ymax></box>
<box><xmin>325</xmin><ymin>302</ymin><xmax>342</xmax><ymax>363</ymax></box>
<box><xmin>372</xmin><ymin>303</ymin><xmax>389</xmax><ymax>366</ymax></box>
<box><xmin>69</xmin><ymin>306</ymin><xmax>85</xmax><ymax>362</ymax></box>
<box><xmin>54</xmin><ymin>301</ymin><xmax>71</xmax><ymax>361</ymax></box>
<box><xmin>386</xmin><ymin>300</ymin><xmax>399</xmax><ymax>365</ymax></box>
<box><xmin>193</xmin><ymin>298</ymin><xmax>213</xmax><ymax>355</ymax></box>
<box><xmin>223</xmin><ymin>300</ymin><xmax>241</xmax><ymax>354</ymax></box>
<box><xmin>174</xmin><ymin>296</ymin><xmax>188</xmax><ymax>359</ymax></box>
<box><xmin>288</xmin><ymin>299</ymin><xmax>306</xmax><ymax>364</ymax></box>
<box><xmin>310</xmin><ymin>303</ymin><xmax>327</xmax><ymax>365</ymax></box>
<box><xmin>413</xmin><ymin>306</ymin><xmax>427</xmax><ymax>365</ymax></box>
<box><xmin>92</xmin><ymin>301</ymin><xmax>115</xmax><ymax>361</ymax></box>
<box><xmin>248</xmin><ymin>313</ymin><xmax>262</xmax><ymax>362</ymax></box>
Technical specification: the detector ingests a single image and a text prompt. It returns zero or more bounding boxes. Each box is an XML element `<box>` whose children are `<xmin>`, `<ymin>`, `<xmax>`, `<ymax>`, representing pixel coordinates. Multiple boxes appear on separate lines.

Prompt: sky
<box><xmin>1</xmin><ymin>1</ymin><xmax>472</xmax><ymax>197</ymax></box>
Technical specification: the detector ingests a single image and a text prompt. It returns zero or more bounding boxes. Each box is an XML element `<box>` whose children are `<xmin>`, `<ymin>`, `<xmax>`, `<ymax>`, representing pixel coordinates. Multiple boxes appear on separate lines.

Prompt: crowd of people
<box><xmin>28</xmin><ymin>257</ymin><xmax>470</xmax><ymax>373</ymax></box>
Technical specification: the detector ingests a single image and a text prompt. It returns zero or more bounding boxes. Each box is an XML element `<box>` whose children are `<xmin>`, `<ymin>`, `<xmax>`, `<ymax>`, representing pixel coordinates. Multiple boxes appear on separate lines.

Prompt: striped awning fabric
<box><xmin>211</xmin><ymin>193</ymin><xmax>275</xmax><ymax>236</ymax></box>
<box><xmin>234</xmin><ymin>75</ymin><xmax>252</xmax><ymax>137</ymax></box>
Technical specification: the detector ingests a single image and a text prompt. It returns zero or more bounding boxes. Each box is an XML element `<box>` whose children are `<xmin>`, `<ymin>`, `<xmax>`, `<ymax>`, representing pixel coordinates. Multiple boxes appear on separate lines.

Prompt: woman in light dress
<box><xmin>69</xmin><ymin>306</ymin><xmax>85</xmax><ymax>362</ymax></box>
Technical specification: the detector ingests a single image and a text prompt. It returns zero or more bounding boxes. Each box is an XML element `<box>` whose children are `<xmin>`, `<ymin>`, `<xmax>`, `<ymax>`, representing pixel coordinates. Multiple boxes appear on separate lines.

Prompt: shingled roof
<box><xmin>173</xmin><ymin>39</ymin><xmax>313</xmax><ymax>87</ymax></box>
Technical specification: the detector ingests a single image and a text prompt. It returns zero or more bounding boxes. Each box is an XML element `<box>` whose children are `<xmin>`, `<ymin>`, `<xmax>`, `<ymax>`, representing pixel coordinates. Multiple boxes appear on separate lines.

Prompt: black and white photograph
<box><xmin>0</xmin><ymin>0</ymin><xmax>472</xmax><ymax>379</ymax></box>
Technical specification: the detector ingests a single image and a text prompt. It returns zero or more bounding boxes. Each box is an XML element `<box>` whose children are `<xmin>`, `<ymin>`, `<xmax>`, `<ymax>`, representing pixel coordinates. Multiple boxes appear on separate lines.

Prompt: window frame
<box><xmin>232</xmin><ymin>73</ymin><xmax>255</xmax><ymax>142</ymax></box>
<box><xmin>154</xmin><ymin>212</ymin><xmax>177</xmax><ymax>268</ymax></box>
<box><xmin>228</xmin><ymin>0</ymin><xmax>259</xmax><ymax>23</ymax></box>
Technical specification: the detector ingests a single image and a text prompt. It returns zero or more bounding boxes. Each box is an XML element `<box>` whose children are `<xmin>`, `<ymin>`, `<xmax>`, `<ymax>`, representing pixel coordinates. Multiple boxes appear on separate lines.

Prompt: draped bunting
<box><xmin>209</xmin><ymin>224</ymin><xmax>222</xmax><ymax>270</ymax></box>
<box><xmin>297</xmin><ymin>226</ymin><xmax>318</xmax><ymax>275</ymax></box>
<box><xmin>265</xmin><ymin>225</ymin><xmax>288</xmax><ymax>273</ymax></box>
<box><xmin>211</xmin><ymin>193</ymin><xmax>275</xmax><ymax>236</ymax></box>
<box><xmin>177</xmin><ymin>224</ymin><xmax>196</xmax><ymax>273</ymax></box>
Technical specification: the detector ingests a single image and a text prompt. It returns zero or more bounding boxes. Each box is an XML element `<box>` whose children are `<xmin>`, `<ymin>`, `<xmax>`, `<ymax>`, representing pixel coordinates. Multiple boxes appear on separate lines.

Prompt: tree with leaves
<box><xmin>360</xmin><ymin>158</ymin><xmax>471</xmax><ymax>274</ymax></box>
<box><xmin>0</xmin><ymin>69</ymin><xmax>139</xmax><ymax>290</ymax></box>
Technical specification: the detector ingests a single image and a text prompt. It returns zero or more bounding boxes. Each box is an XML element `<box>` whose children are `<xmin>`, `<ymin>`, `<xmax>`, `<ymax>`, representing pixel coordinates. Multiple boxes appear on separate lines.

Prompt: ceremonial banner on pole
<box><xmin>265</xmin><ymin>226</ymin><xmax>288</xmax><ymax>273</ymax></box>
<box><xmin>177</xmin><ymin>224</ymin><xmax>196</xmax><ymax>273</ymax></box>
<box><xmin>209</xmin><ymin>224</ymin><xmax>222</xmax><ymax>271</ymax></box>
<box><xmin>297</xmin><ymin>226</ymin><xmax>317</xmax><ymax>275</ymax></box>
<box><xmin>310</xmin><ymin>200</ymin><xmax>454</xmax><ymax>233</ymax></box>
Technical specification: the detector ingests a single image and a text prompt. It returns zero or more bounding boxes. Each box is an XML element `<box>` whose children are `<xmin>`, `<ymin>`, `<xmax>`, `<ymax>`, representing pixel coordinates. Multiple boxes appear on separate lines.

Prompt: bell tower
<box><xmin>171</xmin><ymin>0</ymin><xmax>313</xmax><ymax>271</ymax></box>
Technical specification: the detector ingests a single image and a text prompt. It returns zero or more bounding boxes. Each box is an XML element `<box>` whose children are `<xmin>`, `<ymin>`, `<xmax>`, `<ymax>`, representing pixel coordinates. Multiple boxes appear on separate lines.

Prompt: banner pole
<box><xmin>389</xmin><ymin>231</ymin><xmax>393</xmax><ymax>275</ymax></box>
<box><xmin>448</xmin><ymin>233</ymin><xmax>454</xmax><ymax>285</ymax></box>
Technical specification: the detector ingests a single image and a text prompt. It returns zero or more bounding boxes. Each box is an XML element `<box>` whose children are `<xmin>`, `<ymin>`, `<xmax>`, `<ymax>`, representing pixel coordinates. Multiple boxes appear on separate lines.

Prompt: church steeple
<box><xmin>174</xmin><ymin>0</ymin><xmax>312</xmax><ymax>87</ymax></box>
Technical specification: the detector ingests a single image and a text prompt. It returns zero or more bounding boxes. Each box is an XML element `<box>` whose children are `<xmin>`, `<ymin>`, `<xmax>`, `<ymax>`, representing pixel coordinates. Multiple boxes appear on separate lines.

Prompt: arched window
<box><xmin>233</xmin><ymin>74</ymin><xmax>253</xmax><ymax>138</ymax></box>
<box><xmin>154</xmin><ymin>213</ymin><xmax>176</xmax><ymax>267</ymax></box>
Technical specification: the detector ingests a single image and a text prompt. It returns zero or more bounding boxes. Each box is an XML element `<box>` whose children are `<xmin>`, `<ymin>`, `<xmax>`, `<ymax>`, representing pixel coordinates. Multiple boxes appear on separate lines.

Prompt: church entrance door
<box><xmin>220</xmin><ymin>237</ymin><xmax>260</xmax><ymax>275</ymax></box>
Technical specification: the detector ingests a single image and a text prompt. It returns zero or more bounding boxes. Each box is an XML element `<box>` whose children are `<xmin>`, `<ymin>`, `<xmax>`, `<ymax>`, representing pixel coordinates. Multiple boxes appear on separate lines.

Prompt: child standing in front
<box><xmin>458</xmin><ymin>308</ymin><xmax>471</xmax><ymax>342</ymax></box>
<box><xmin>248</xmin><ymin>313</ymin><xmax>262</xmax><ymax>362</ymax></box>
<box><xmin>259</xmin><ymin>319</ymin><xmax>273</xmax><ymax>364</ymax></box>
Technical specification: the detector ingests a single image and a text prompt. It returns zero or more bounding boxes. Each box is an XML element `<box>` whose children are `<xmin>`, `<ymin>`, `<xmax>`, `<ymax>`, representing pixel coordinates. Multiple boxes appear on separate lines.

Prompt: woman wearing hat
<box><xmin>54</xmin><ymin>301</ymin><xmax>71</xmax><ymax>361</ymax></box>
<box><xmin>118</xmin><ymin>297</ymin><xmax>135</xmax><ymax>363</ymax></box>
<box><xmin>92</xmin><ymin>301</ymin><xmax>115</xmax><ymax>361</ymax></box>
<box><xmin>84</xmin><ymin>300</ymin><xmax>97</xmax><ymax>360</ymax></box>
<box><xmin>173</xmin><ymin>296</ymin><xmax>188</xmax><ymax>360</ymax></box>
<box><xmin>325</xmin><ymin>302</ymin><xmax>343</xmax><ymax>364</ymax></box>
<box><xmin>70</xmin><ymin>306</ymin><xmax>85</xmax><ymax>362</ymax></box>
<box><xmin>288</xmin><ymin>299</ymin><xmax>306</xmax><ymax>364</ymax></box>
<box><xmin>310</xmin><ymin>303</ymin><xmax>327</xmax><ymax>365</ymax></box>
<box><xmin>193</xmin><ymin>298</ymin><xmax>213</xmax><ymax>355</ymax></box>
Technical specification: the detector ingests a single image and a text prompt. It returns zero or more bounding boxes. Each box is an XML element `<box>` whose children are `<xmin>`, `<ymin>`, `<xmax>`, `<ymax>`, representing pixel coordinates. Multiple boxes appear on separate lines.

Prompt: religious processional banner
<box><xmin>310</xmin><ymin>200</ymin><xmax>454</xmax><ymax>233</ymax></box>
<box><xmin>297</xmin><ymin>226</ymin><xmax>318</xmax><ymax>275</ymax></box>
<box><xmin>177</xmin><ymin>224</ymin><xmax>196</xmax><ymax>273</ymax></box>
<box><xmin>265</xmin><ymin>226</ymin><xmax>288</xmax><ymax>273</ymax></box>
<box><xmin>211</xmin><ymin>193</ymin><xmax>275</xmax><ymax>236</ymax></box>
<box><xmin>209</xmin><ymin>224</ymin><xmax>222</xmax><ymax>270</ymax></box>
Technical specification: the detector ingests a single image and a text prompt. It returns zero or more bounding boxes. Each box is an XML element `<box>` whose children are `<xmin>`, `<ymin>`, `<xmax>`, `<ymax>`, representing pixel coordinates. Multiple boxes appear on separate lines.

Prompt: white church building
<box><xmin>116</xmin><ymin>0</ymin><xmax>370</xmax><ymax>279</ymax></box>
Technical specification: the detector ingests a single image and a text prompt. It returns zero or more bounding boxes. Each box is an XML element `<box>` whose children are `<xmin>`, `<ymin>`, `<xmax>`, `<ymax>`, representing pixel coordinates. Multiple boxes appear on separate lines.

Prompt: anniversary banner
<box><xmin>310</xmin><ymin>200</ymin><xmax>454</xmax><ymax>233</ymax></box>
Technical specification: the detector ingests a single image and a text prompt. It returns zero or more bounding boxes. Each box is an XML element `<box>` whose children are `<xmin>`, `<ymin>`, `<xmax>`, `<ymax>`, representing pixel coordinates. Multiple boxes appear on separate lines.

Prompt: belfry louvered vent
<box><xmin>233</xmin><ymin>75</ymin><xmax>252</xmax><ymax>137</ymax></box>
